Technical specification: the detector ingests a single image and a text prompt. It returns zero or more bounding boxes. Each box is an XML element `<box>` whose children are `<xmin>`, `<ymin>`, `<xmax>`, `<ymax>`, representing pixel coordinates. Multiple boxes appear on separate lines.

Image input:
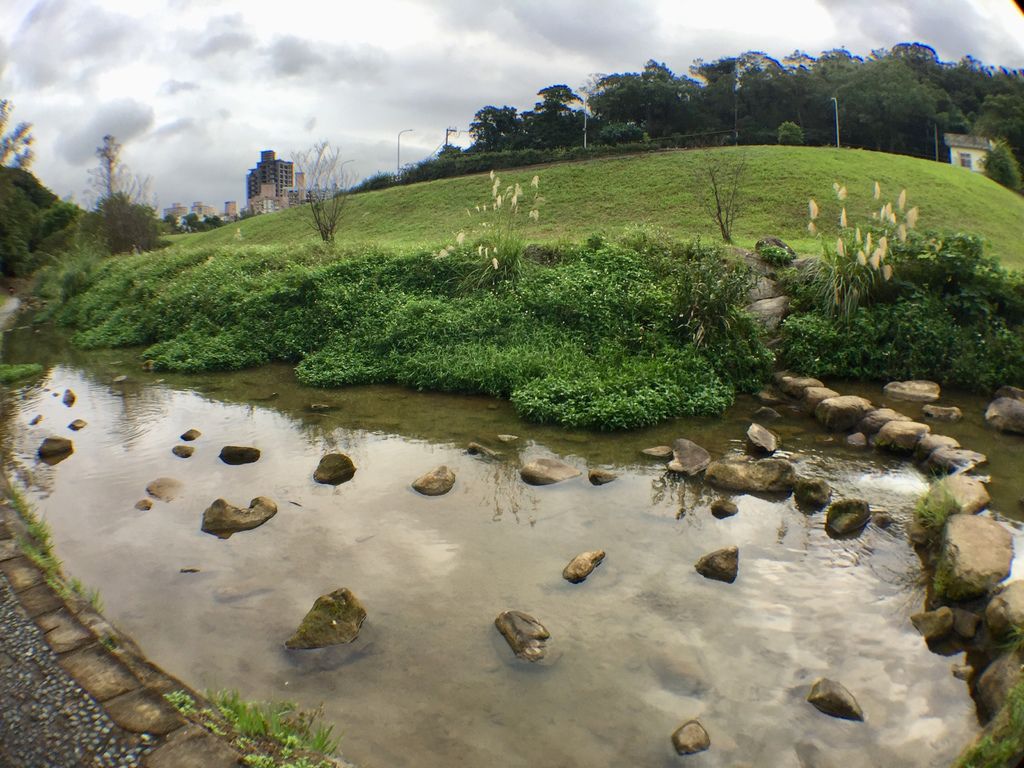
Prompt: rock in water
<box><xmin>922</xmin><ymin>405</ymin><xmax>962</xmax><ymax>422</ymax></box>
<box><xmin>930</xmin><ymin>475</ymin><xmax>989</xmax><ymax>516</ymax></box>
<box><xmin>671</xmin><ymin>720</ymin><xmax>710</xmax><ymax>755</ymax></box>
<box><xmin>910</xmin><ymin>607</ymin><xmax>954</xmax><ymax>640</ymax></box>
<box><xmin>466</xmin><ymin>442</ymin><xmax>500</xmax><ymax>458</ymax></box>
<box><xmin>641</xmin><ymin>445</ymin><xmax>673</xmax><ymax>460</ymax></box>
<box><xmin>145</xmin><ymin>477</ymin><xmax>183</xmax><ymax>502</ymax></box>
<box><xmin>62</xmin><ymin>389</ymin><xmax>76</xmax><ymax>406</ymax></box>
<box><xmin>705</xmin><ymin>456</ymin><xmax>795</xmax><ymax>493</ymax></box>
<box><xmin>746</xmin><ymin>423</ymin><xmax>779</xmax><ymax>456</ymax></box>
<box><xmin>710</xmin><ymin>499</ymin><xmax>738</xmax><ymax>519</ymax></box>
<box><xmin>925</xmin><ymin>447</ymin><xmax>987</xmax><ymax>475</ymax></box>
<box><xmin>67</xmin><ymin>419</ymin><xmax>87</xmax><ymax>431</ymax></box>
<box><xmin>171</xmin><ymin>445</ymin><xmax>194</xmax><ymax>459</ymax></box>
<box><xmin>219</xmin><ymin>445</ymin><xmax>261</xmax><ymax>465</ymax></box>
<box><xmin>588</xmin><ymin>469</ymin><xmax>617</xmax><ymax>486</ymax></box>
<box><xmin>985</xmin><ymin>397</ymin><xmax>1024</xmax><ymax>435</ymax></box>
<box><xmin>753</xmin><ymin>406</ymin><xmax>782</xmax><ymax>421</ymax></box>
<box><xmin>412</xmin><ymin>465</ymin><xmax>456</xmax><ymax>496</ymax></box>
<box><xmin>201</xmin><ymin>497</ymin><xmax>278</xmax><ymax>539</ymax></box>
<box><xmin>562</xmin><ymin>550</ymin><xmax>605</xmax><ymax>583</ymax></box>
<box><xmin>807</xmin><ymin>678</ymin><xmax>864</xmax><ymax>721</ymax></box>
<box><xmin>803</xmin><ymin>386</ymin><xmax>841</xmax><ymax>411</ymax></box>
<box><xmin>883</xmin><ymin>380</ymin><xmax>940</xmax><ymax>402</ymax></box>
<box><xmin>38</xmin><ymin>436</ymin><xmax>73</xmax><ymax>462</ymax></box>
<box><xmin>520</xmin><ymin>458</ymin><xmax>581</xmax><ymax>486</ymax></box>
<box><xmin>494</xmin><ymin>610</ymin><xmax>550</xmax><ymax>661</ymax></box>
<box><xmin>815</xmin><ymin>396</ymin><xmax>873</xmax><ymax>432</ymax></box>
<box><xmin>986</xmin><ymin>582</ymin><xmax>1024</xmax><ymax>638</ymax></box>
<box><xmin>285</xmin><ymin>588</ymin><xmax>366</xmax><ymax>649</ymax></box>
<box><xmin>874</xmin><ymin>421</ymin><xmax>930</xmax><ymax>453</ymax></box>
<box><xmin>825</xmin><ymin>499</ymin><xmax>870</xmax><ymax>536</ymax></box>
<box><xmin>941</xmin><ymin>515</ymin><xmax>1013</xmax><ymax>599</ymax></box>
<box><xmin>313</xmin><ymin>453</ymin><xmax>356</xmax><ymax>485</ymax></box>
<box><xmin>667</xmin><ymin>438</ymin><xmax>711</xmax><ymax>475</ymax></box>
<box><xmin>496</xmin><ymin>434</ymin><xmax>519</xmax><ymax>443</ymax></box>
<box><xmin>180</xmin><ymin>428</ymin><xmax>201</xmax><ymax>441</ymax></box>
<box><xmin>779</xmin><ymin>376</ymin><xmax>823</xmax><ymax>398</ymax></box>
<box><xmin>856</xmin><ymin>407</ymin><xmax>910</xmax><ymax>435</ymax></box>
<box><xmin>694</xmin><ymin>547</ymin><xmax>739</xmax><ymax>583</ymax></box>
<box><xmin>915</xmin><ymin>434</ymin><xmax>960</xmax><ymax>461</ymax></box>
<box><xmin>794</xmin><ymin>478</ymin><xmax>831</xmax><ymax>510</ymax></box>
<box><xmin>134</xmin><ymin>499</ymin><xmax>153</xmax><ymax>511</ymax></box>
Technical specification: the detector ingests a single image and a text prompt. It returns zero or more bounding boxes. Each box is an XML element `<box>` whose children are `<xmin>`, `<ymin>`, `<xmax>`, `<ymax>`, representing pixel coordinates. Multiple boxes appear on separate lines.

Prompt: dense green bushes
<box><xmin>50</xmin><ymin>238</ymin><xmax>768</xmax><ymax>430</ymax></box>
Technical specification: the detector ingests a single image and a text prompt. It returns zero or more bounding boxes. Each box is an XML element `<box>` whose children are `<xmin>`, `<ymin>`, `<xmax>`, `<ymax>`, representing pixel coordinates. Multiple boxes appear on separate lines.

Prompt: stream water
<box><xmin>2</xmin><ymin>322</ymin><xmax>1022</xmax><ymax>768</ymax></box>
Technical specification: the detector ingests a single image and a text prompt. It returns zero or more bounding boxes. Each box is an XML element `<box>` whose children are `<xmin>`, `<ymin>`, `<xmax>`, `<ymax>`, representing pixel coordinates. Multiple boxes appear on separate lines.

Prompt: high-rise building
<box><xmin>163</xmin><ymin>202</ymin><xmax>188</xmax><ymax>219</ymax></box>
<box><xmin>246</xmin><ymin>150</ymin><xmax>294</xmax><ymax>210</ymax></box>
<box><xmin>224</xmin><ymin>201</ymin><xmax>238</xmax><ymax>219</ymax></box>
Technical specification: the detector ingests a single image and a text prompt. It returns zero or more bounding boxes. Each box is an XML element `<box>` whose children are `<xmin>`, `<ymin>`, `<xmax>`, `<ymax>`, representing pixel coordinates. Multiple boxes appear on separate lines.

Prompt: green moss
<box><xmin>954</xmin><ymin>679</ymin><xmax>1024</xmax><ymax>768</ymax></box>
<box><xmin>0</xmin><ymin>363</ymin><xmax>43</xmax><ymax>384</ymax></box>
<box><xmin>915</xmin><ymin>481</ymin><xmax>960</xmax><ymax>540</ymax></box>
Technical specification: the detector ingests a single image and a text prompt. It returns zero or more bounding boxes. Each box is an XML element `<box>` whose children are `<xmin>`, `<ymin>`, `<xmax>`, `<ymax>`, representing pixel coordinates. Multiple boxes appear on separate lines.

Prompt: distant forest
<box><xmin>460</xmin><ymin>44</ymin><xmax>1023</xmax><ymax>165</ymax></box>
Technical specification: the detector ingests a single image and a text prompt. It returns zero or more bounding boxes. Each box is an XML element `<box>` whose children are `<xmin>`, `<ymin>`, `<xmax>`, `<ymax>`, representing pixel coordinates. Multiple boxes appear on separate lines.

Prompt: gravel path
<box><xmin>0</xmin><ymin>574</ymin><xmax>152</xmax><ymax>768</ymax></box>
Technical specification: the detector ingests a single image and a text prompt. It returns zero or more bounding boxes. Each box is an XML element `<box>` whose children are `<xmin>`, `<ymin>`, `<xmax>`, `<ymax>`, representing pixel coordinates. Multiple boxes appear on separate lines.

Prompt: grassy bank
<box><xmin>174</xmin><ymin>146</ymin><xmax>1024</xmax><ymax>269</ymax></box>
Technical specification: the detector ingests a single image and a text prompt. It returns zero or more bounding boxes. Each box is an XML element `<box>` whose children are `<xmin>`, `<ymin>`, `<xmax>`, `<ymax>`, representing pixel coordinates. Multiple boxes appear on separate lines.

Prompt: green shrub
<box><xmin>757</xmin><ymin>244</ymin><xmax>794</xmax><ymax>267</ymax></box>
<box><xmin>983</xmin><ymin>140</ymin><xmax>1022</xmax><ymax>191</ymax></box>
<box><xmin>777</xmin><ymin>121</ymin><xmax>804</xmax><ymax>146</ymax></box>
<box><xmin>0</xmin><ymin>363</ymin><xmax>43</xmax><ymax>384</ymax></box>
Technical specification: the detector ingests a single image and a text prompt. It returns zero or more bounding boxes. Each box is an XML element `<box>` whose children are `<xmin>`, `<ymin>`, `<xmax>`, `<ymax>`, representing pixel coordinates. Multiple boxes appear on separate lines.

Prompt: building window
<box><xmin>959</xmin><ymin>152</ymin><xmax>972</xmax><ymax>169</ymax></box>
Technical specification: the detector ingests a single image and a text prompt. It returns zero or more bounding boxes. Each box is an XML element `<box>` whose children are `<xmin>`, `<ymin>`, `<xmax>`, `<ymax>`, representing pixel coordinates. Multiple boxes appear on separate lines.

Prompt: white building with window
<box><xmin>943</xmin><ymin>133</ymin><xmax>994</xmax><ymax>173</ymax></box>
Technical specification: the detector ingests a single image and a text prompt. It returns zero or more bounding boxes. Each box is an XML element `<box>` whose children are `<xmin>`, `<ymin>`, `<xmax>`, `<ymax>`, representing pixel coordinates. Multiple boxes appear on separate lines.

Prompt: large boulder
<box><xmin>313</xmin><ymin>453</ymin><xmax>357</xmax><ymax>485</ymax></box>
<box><xmin>37</xmin><ymin>436</ymin><xmax>73</xmax><ymax>462</ymax></box>
<box><xmin>779</xmin><ymin>376</ymin><xmax>824</xmax><ymax>399</ymax></box>
<box><xmin>671</xmin><ymin>720</ymin><xmax>710</xmax><ymax>756</ymax></box>
<box><xmin>201</xmin><ymin>497</ymin><xmax>277</xmax><ymax>539</ymax></box>
<box><xmin>667</xmin><ymin>438</ymin><xmax>711</xmax><ymax>476</ymax></box>
<box><xmin>411</xmin><ymin>465</ymin><xmax>456</xmax><ymax>496</ymax></box>
<box><xmin>806</xmin><ymin>678</ymin><xmax>864</xmax><ymax>721</ymax></box>
<box><xmin>938</xmin><ymin>475</ymin><xmax>990</xmax><ymax>515</ymax></box>
<box><xmin>874</xmin><ymin>420</ymin><xmax>930</xmax><ymax>454</ymax></box>
<box><xmin>976</xmin><ymin>648</ymin><xmax>1024</xmax><ymax>722</ymax></box>
<box><xmin>856</xmin><ymin>408</ymin><xmax>911</xmax><ymax>436</ymax></box>
<box><xmin>694</xmin><ymin>546</ymin><xmax>739</xmax><ymax>584</ymax></box>
<box><xmin>825</xmin><ymin>499</ymin><xmax>870</xmax><ymax>536</ymax></box>
<box><xmin>985</xmin><ymin>582</ymin><xmax>1024</xmax><ymax>638</ymax></box>
<box><xmin>705</xmin><ymin>456</ymin><xmax>795</xmax><ymax>493</ymax></box>
<box><xmin>922</xmin><ymin>405</ymin><xmax>962</xmax><ymax>422</ymax></box>
<box><xmin>562</xmin><ymin>550</ymin><xmax>605</xmax><ymax>583</ymax></box>
<box><xmin>985</xmin><ymin>397</ymin><xmax>1024</xmax><ymax>435</ymax></box>
<box><xmin>940</xmin><ymin>515</ymin><xmax>1013</xmax><ymax>600</ymax></box>
<box><xmin>746</xmin><ymin>423</ymin><xmax>779</xmax><ymax>456</ymax></box>
<box><xmin>803</xmin><ymin>386</ymin><xmax>841</xmax><ymax>411</ymax></box>
<box><xmin>748</xmin><ymin>275</ymin><xmax>782</xmax><ymax>302</ymax></box>
<box><xmin>494</xmin><ymin>610</ymin><xmax>550</xmax><ymax>662</ymax></box>
<box><xmin>745</xmin><ymin>295</ymin><xmax>791</xmax><ymax>331</ymax></box>
<box><xmin>520</xmin><ymin>458</ymin><xmax>581</xmax><ymax>486</ymax></box>
<box><xmin>914</xmin><ymin>434</ymin><xmax>959</xmax><ymax>461</ymax></box>
<box><xmin>815</xmin><ymin>396</ymin><xmax>873</xmax><ymax>432</ymax></box>
<box><xmin>993</xmin><ymin>385</ymin><xmax>1024</xmax><ymax>401</ymax></box>
<box><xmin>925</xmin><ymin>446</ymin><xmax>988</xmax><ymax>475</ymax></box>
<box><xmin>794</xmin><ymin>478</ymin><xmax>831</xmax><ymax>511</ymax></box>
<box><xmin>285</xmin><ymin>588</ymin><xmax>366</xmax><ymax>649</ymax></box>
<box><xmin>219</xmin><ymin>445</ymin><xmax>261</xmax><ymax>465</ymax></box>
<box><xmin>883</xmin><ymin>380</ymin><xmax>941</xmax><ymax>402</ymax></box>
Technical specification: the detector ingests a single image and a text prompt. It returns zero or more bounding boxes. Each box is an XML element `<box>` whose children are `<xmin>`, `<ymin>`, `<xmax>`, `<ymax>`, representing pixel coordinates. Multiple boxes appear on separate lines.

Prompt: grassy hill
<box><xmin>178</xmin><ymin>145</ymin><xmax>1024</xmax><ymax>268</ymax></box>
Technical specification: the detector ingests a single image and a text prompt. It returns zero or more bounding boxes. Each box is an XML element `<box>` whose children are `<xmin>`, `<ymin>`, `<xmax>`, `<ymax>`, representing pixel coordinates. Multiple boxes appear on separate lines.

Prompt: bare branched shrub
<box><xmin>292</xmin><ymin>141</ymin><xmax>349</xmax><ymax>243</ymax></box>
<box><xmin>697</xmin><ymin>150</ymin><xmax>747</xmax><ymax>244</ymax></box>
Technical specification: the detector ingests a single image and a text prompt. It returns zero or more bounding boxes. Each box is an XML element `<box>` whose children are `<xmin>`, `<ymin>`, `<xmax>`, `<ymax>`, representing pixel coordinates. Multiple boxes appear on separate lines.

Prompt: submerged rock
<box><xmin>588</xmin><ymin>469</ymin><xmax>617</xmax><ymax>486</ymax></box>
<box><xmin>67</xmin><ymin>419</ymin><xmax>87</xmax><ymax>431</ymax></box>
<box><xmin>985</xmin><ymin>582</ymin><xmax>1024</xmax><ymax>638</ymax></box>
<box><xmin>941</xmin><ymin>515</ymin><xmax>1013</xmax><ymax>600</ymax></box>
<box><xmin>496</xmin><ymin>434</ymin><xmax>519</xmax><ymax>443</ymax></box>
<box><xmin>219</xmin><ymin>445</ymin><xmax>261</xmax><ymax>465</ymax></box>
<box><xmin>494</xmin><ymin>610</ymin><xmax>550</xmax><ymax>662</ymax></box>
<box><xmin>520</xmin><ymin>458</ymin><xmax>581</xmax><ymax>486</ymax></box>
<box><xmin>201</xmin><ymin>497</ymin><xmax>278</xmax><ymax>539</ymax></box>
<box><xmin>807</xmin><ymin>678</ymin><xmax>864</xmax><ymax>721</ymax></box>
<box><xmin>562</xmin><ymin>550</ymin><xmax>605</xmax><ymax>583</ymax></box>
<box><xmin>62</xmin><ymin>389</ymin><xmax>76</xmax><ymax>406</ymax></box>
<box><xmin>29</xmin><ymin>415</ymin><xmax>42</xmax><ymax>425</ymax></box>
<box><xmin>412</xmin><ymin>465</ymin><xmax>456</xmax><ymax>496</ymax></box>
<box><xmin>180</xmin><ymin>428</ymin><xmax>201</xmax><ymax>441</ymax></box>
<box><xmin>911</xmin><ymin>607</ymin><xmax>954</xmax><ymax>640</ymax></box>
<box><xmin>641</xmin><ymin>445</ymin><xmax>674</xmax><ymax>460</ymax></box>
<box><xmin>705</xmin><ymin>456</ymin><xmax>795</xmax><ymax>493</ymax></box>
<box><xmin>694</xmin><ymin>546</ymin><xmax>739</xmax><ymax>583</ymax></box>
<box><xmin>985</xmin><ymin>397</ymin><xmax>1024</xmax><ymax>435</ymax></box>
<box><xmin>467</xmin><ymin>442</ymin><xmax>501</xmax><ymax>459</ymax></box>
<box><xmin>667</xmin><ymin>438</ymin><xmax>711</xmax><ymax>475</ymax></box>
<box><xmin>134</xmin><ymin>499</ymin><xmax>153</xmax><ymax>511</ymax></box>
<box><xmin>746</xmin><ymin>423</ymin><xmax>779</xmax><ymax>456</ymax></box>
<box><xmin>313</xmin><ymin>453</ymin><xmax>356</xmax><ymax>485</ymax></box>
<box><xmin>874</xmin><ymin>420</ymin><xmax>930</xmax><ymax>453</ymax></box>
<box><xmin>794</xmin><ymin>478</ymin><xmax>831</xmax><ymax>511</ymax></box>
<box><xmin>171</xmin><ymin>445</ymin><xmax>194</xmax><ymax>459</ymax></box>
<box><xmin>883</xmin><ymin>380</ymin><xmax>940</xmax><ymax>402</ymax></box>
<box><xmin>145</xmin><ymin>477</ymin><xmax>183</xmax><ymax>502</ymax></box>
<box><xmin>671</xmin><ymin>720</ymin><xmax>710</xmax><ymax>755</ymax></box>
<box><xmin>922</xmin><ymin>405</ymin><xmax>962</xmax><ymax>422</ymax></box>
<box><xmin>753</xmin><ymin>406</ymin><xmax>782</xmax><ymax>421</ymax></box>
<box><xmin>38</xmin><ymin>436</ymin><xmax>73</xmax><ymax>462</ymax></box>
<box><xmin>825</xmin><ymin>499</ymin><xmax>870</xmax><ymax>536</ymax></box>
<box><xmin>285</xmin><ymin>588</ymin><xmax>366</xmax><ymax>649</ymax></box>
<box><xmin>815</xmin><ymin>396</ymin><xmax>873</xmax><ymax>432</ymax></box>
<box><xmin>710</xmin><ymin>498</ymin><xmax>738</xmax><ymax>519</ymax></box>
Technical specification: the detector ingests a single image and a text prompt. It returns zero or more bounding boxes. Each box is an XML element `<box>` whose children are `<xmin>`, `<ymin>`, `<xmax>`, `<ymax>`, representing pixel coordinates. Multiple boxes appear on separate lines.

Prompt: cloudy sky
<box><xmin>2</xmin><ymin>0</ymin><xmax>1022</xmax><ymax>212</ymax></box>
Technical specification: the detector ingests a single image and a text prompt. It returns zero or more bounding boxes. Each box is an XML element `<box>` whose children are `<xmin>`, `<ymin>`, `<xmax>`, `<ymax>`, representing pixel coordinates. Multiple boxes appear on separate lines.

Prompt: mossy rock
<box><xmin>825</xmin><ymin>499</ymin><xmax>870</xmax><ymax>536</ymax></box>
<box><xmin>285</xmin><ymin>588</ymin><xmax>367</xmax><ymax>649</ymax></box>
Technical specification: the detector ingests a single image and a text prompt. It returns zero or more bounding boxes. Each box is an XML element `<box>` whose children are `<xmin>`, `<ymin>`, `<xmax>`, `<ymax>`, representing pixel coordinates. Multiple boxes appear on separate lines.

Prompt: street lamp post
<box><xmin>397</xmin><ymin>129</ymin><xmax>413</xmax><ymax>174</ymax></box>
<box><xmin>830</xmin><ymin>96</ymin><xmax>840</xmax><ymax>148</ymax></box>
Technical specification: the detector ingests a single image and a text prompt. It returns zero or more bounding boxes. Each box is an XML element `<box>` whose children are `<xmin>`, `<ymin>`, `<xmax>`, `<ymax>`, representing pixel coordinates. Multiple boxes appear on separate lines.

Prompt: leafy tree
<box><xmin>521</xmin><ymin>85</ymin><xmax>584</xmax><ymax>149</ymax></box>
<box><xmin>0</xmin><ymin>100</ymin><xmax>33</xmax><ymax>169</ymax></box>
<box><xmin>469</xmin><ymin>106</ymin><xmax>524</xmax><ymax>152</ymax></box>
<box><xmin>777</xmin><ymin>121</ymin><xmax>804</xmax><ymax>145</ymax></box>
<box><xmin>983</xmin><ymin>140</ymin><xmax>1022</xmax><ymax>190</ymax></box>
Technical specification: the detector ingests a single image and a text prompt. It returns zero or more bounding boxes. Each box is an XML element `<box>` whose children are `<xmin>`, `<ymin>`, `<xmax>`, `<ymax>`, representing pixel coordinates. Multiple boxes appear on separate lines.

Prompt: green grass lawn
<box><xmin>176</xmin><ymin>146</ymin><xmax>1024</xmax><ymax>269</ymax></box>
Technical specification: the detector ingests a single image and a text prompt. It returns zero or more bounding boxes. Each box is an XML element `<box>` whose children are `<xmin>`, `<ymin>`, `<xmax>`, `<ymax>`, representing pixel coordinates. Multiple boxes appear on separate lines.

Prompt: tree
<box><xmin>983</xmin><ymin>140</ymin><xmax>1022</xmax><ymax>191</ymax></box>
<box><xmin>469</xmin><ymin>106</ymin><xmax>524</xmax><ymax>152</ymax></box>
<box><xmin>0</xmin><ymin>100</ymin><xmax>34</xmax><ymax>169</ymax></box>
<box><xmin>696</xmin><ymin>150</ymin><xmax>747</xmax><ymax>243</ymax></box>
<box><xmin>87</xmin><ymin>135</ymin><xmax>159</xmax><ymax>253</ymax></box>
<box><xmin>292</xmin><ymin>141</ymin><xmax>349</xmax><ymax>243</ymax></box>
<box><xmin>777</xmin><ymin>121</ymin><xmax>804</xmax><ymax>145</ymax></box>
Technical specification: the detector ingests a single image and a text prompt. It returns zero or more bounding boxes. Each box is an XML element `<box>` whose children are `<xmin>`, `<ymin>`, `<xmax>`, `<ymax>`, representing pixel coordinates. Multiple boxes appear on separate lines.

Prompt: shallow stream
<box><xmin>2</xmin><ymin>323</ymin><xmax>1023</xmax><ymax>768</ymax></box>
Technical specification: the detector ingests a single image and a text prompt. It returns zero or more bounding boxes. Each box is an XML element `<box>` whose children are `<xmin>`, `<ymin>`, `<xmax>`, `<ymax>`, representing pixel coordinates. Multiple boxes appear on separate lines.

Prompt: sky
<box><xmin>1</xmin><ymin>0</ymin><xmax>1023</xmax><ymax>213</ymax></box>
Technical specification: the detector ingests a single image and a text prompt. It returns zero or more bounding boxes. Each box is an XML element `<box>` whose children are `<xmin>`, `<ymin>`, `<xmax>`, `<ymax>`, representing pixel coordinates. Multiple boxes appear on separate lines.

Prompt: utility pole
<box><xmin>830</xmin><ymin>96</ymin><xmax>840</xmax><ymax>148</ymax></box>
<box><xmin>934</xmin><ymin>124</ymin><xmax>939</xmax><ymax>161</ymax></box>
<box><xmin>397</xmin><ymin>128</ymin><xmax>413</xmax><ymax>174</ymax></box>
<box><xmin>444</xmin><ymin>127</ymin><xmax>458</xmax><ymax>148</ymax></box>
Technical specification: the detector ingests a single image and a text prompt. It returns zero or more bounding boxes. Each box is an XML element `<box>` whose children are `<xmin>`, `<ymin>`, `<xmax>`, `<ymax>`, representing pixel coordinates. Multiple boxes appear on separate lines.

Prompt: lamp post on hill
<box><xmin>830</xmin><ymin>96</ymin><xmax>840</xmax><ymax>148</ymax></box>
<box><xmin>397</xmin><ymin>129</ymin><xmax>413</xmax><ymax>174</ymax></box>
